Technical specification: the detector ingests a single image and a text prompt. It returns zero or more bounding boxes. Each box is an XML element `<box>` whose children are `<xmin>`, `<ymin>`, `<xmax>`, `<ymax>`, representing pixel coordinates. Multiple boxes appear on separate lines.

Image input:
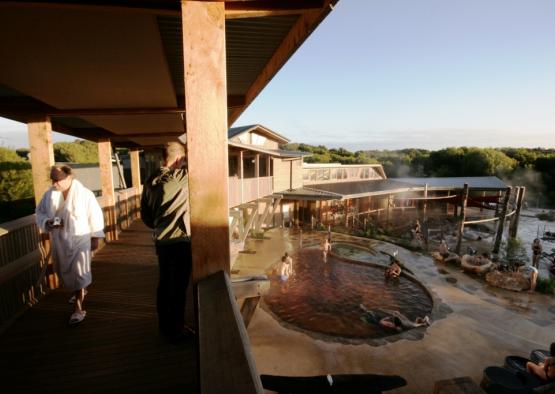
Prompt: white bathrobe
<box><xmin>36</xmin><ymin>179</ymin><xmax>105</xmax><ymax>290</ymax></box>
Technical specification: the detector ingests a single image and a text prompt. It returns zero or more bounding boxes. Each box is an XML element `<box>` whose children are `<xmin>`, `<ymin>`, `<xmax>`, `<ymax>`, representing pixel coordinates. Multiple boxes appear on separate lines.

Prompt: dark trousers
<box><xmin>155</xmin><ymin>241</ymin><xmax>192</xmax><ymax>337</ymax></box>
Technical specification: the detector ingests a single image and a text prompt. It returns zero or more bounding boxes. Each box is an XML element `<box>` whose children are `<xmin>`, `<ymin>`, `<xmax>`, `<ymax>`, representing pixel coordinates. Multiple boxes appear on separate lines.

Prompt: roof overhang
<box><xmin>0</xmin><ymin>0</ymin><xmax>338</xmax><ymax>148</ymax></box>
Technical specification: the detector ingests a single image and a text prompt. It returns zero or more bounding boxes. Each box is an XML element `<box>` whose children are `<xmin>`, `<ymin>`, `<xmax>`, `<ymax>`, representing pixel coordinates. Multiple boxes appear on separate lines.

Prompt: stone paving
<box><xmin>232</xmin><ymin>227</ymin><xmax>555</xmax><ymax>392</ymax></box>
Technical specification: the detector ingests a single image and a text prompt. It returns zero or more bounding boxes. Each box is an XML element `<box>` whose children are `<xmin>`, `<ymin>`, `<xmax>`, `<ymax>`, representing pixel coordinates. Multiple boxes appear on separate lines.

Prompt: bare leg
<box><xmin>74</xmin><ymin>288</ymin><xmax>86</xmax><ymax>314</ymax></box>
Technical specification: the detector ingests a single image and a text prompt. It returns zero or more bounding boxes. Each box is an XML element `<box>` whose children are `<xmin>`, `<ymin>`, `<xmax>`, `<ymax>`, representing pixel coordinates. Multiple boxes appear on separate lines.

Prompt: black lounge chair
<box><xmin>481</xmin><ymin>366</ymin><xmax>542</xmax><ymax>393</ymax></box>
<box><xmin>505</xmin><ymin>356</ymin><xmax>531</xmax><ymax>374</ymax></box>
<box><xmin>530</xmin><ymin>349</ymin><xmax>550</xmax><ymax>365</ymax></box>
<box><xmin>260</xmin><ymin>373</ymin><xmax>407</xmax><ymax>394</ymax></box>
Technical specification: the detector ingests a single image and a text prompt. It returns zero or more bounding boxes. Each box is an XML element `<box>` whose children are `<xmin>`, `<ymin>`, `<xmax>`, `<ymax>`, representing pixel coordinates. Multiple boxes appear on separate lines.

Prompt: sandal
<box><xmin>68</xmin><ymin>310</ymin><xmax>87</xmax><ymax>325</ymax></box>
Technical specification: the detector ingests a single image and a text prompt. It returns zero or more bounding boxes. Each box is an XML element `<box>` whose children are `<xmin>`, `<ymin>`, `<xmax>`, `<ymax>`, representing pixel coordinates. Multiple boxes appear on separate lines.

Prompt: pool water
<box><xmin>264</xmin><ymin>248</ymin><xmax>433</xmax><ymax>339</ymax></box>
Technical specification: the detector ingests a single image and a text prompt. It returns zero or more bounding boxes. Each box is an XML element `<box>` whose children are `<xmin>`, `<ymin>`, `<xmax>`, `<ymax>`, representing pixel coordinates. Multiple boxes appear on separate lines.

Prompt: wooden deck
<box><xmin>0</xmin><ymin>221</ymin><xmax>198</xmax><ymax>393</ymax></box>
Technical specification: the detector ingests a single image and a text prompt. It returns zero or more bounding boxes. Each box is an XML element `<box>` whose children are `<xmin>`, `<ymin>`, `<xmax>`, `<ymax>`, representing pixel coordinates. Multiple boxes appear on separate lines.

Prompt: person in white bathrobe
<box><xmin>36</xmin><ymin>165</ymin><xmax>105</xmax><ymax>325</ymax></box>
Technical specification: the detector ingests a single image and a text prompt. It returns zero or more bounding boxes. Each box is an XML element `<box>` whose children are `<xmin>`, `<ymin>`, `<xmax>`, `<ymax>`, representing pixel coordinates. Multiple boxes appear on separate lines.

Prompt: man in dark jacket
<box><xmin>141</xmin><ymin>141</ymin><xmax>193</xmax><ymax>342</ymax></box>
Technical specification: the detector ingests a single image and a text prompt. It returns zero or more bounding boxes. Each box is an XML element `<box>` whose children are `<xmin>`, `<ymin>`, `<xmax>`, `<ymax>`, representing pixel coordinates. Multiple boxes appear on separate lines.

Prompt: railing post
<box><xmin>455</xmin><ymin>183</ymin><xmax>469</xmax><ymax>255</ymax></box>
<box><xmin>493</xmin><ymin>187</ymin><xmax>512</xmax><ymax>254</ymax></box>
<box><xmin>509</xmin><ymin>186</ymin><xmax>525</xmax><ymax>239</ymax></box>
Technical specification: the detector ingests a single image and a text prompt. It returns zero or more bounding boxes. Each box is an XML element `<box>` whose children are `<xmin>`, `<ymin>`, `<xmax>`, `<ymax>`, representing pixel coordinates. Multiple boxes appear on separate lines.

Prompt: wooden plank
<box><xmin>228</xmin><ymin>0</ymin><xmax>335</xmax><ymax>125</ymax></box>
<box><xmin>240</xmin><ymin>296</ymin><xmax>260</xmax><ymax>328</ymax></box>
<box><xmin>27</xmin><ymin>117</ymin><xmax>55</xmax><ymax>205</ymax></box>
<box><xmin>183</xmin><ymin>1</ymin><xmax>230</xmax><ymax>282</ymax></box>
<box><xmin>197</xmin><ymin>271</ymin><xmax>263</xmax><ymax>394</ymax></box>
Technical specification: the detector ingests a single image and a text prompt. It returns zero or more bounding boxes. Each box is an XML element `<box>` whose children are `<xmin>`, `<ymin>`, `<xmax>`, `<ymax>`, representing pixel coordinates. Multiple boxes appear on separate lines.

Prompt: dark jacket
<box><xmin>141</xmin><ymin>167</ymin><xmax>190</xmax><ymax>245</ymax></box>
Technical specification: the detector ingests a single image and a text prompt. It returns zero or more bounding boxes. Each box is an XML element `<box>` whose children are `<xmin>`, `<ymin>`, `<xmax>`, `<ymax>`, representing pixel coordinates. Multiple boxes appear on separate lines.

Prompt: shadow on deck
<box><xmin>0</xmin><ymin>220</ymin><xmax>198</xmax><ymax>393</ymax></box>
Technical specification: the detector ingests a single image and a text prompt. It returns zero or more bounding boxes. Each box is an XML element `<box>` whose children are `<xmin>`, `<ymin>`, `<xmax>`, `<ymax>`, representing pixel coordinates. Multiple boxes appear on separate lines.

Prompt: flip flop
<box><xmin>68</xmin><ymin>290</ymin><xmax>88</xmax><ymax>304</ymax></box>
<box><xmin>68</xmin><ymin>311</ymin><xmax>86</xmax><ymax>325</ymax></box>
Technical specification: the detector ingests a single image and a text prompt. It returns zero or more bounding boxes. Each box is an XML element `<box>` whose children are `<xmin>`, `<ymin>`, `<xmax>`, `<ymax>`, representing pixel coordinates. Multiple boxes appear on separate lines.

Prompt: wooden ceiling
<box><xmin>0</xmin><ymin>0</ymin><xmax>337</xmax><ymax>147</ymax></box>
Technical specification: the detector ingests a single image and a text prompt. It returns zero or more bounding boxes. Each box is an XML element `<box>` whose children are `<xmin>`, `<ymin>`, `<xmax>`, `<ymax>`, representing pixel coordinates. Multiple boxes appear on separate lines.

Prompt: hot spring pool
<box><xmin>263</xmin><ymin>247</ymin><xmax>433</xmax><ymax>340</ymax></box>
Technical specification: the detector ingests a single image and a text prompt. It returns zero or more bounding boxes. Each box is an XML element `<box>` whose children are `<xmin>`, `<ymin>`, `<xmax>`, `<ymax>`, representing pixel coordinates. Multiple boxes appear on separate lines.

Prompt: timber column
<box><xmin>98</xmin><ymin>138</ymin><xmax>117</xmax><ymax>241</ymax></box>
<box><xmin>129</xmin><ymin>148</ymin><xmax>141</xmax><ymax>219</ymax></box>
<box><xmin>182</xmin><ymin>1</ymin><xmax>230</xmax><ymax>282</ymax></box>
<box><xmin>509</xmin><ymin>186</ymin><xmax>525</xmax><ymax>238</ymax></box>
<box><xmin>27</xmin><ymin>117</ymin><xmax>55</xmax><ymax>204</ymax></box>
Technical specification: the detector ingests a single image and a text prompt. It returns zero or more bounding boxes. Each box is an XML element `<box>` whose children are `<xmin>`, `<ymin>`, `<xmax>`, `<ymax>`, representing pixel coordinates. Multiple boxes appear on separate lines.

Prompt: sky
<box><xmin>1</xmin><ymin>0</ymin><xmax>554</xmax><ymax>151</ymax></box>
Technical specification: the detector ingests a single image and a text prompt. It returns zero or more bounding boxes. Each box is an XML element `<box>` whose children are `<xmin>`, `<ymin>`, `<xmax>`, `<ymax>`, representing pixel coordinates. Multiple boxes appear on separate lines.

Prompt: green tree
<box><xmin>462</xmin><ymin>148</ymin><xmax>516</xmax><ymax>176</ymax></box>
<box><xmin>54</xmin><ymin>140</ymin><xmax>98</xmax><ymax>163</ymax></box>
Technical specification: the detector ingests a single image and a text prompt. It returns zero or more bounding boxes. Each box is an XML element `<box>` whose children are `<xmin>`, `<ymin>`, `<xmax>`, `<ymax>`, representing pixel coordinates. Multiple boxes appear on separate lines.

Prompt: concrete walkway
<box><xmin>233</xmin><ymin>227</ymin><xmax>555</xmax><ymax>392</ymax></box>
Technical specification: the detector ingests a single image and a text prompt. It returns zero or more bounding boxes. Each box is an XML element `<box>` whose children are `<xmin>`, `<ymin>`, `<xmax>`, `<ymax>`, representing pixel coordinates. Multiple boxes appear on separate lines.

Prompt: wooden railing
<box><xmin>228</xmin><ymin>176</ymin><xmax>273</xmax><ymax>208</ymax></box>
<box><xmin>197</xmin><ymin>270</ymin><xmax>263</xmax><ymax>394</ymax></box>
<box><xmin>0</xmin><ymin>186</ymin><xmax>141</xmax><ymax>334</ymax></box>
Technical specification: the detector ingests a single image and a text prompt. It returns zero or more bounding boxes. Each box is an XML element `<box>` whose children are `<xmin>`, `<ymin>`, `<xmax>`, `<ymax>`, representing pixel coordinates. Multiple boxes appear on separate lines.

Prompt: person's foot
<box><xmin>68</xmin><ymin>310</ymin><xmax>86</xmax><ymax>325</ymax></box>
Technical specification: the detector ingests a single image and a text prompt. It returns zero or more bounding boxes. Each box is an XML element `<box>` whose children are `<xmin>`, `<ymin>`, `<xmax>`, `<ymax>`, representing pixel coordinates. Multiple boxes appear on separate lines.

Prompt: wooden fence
<box><xmin>0</xmin><ymin>186</ymin><xmax>141</xmax><ymax>334</ymax></box>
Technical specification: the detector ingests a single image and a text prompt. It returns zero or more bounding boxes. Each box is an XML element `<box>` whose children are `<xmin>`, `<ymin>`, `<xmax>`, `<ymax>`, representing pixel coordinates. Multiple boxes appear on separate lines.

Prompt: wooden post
<box><xmin>493</xmin><ymin>187</ymin><xmax>512</xmax><ymax>254</ymax></box>
<box><xmin>130</xmin><ymin>148</ymin><xmax>141</xmax><ymax>188</ymax></box>
<box><xmin>183</xmin><ymin>0</ymin><xmax>230</xmax><ymax>282</ymax></box>
<box><xmin>255</xmin><ymin>153</ymin><xmax>260</xmax><ymax>199</ymax></box>
<box><xmin>98</xmin><ymin>138</ymin><xmax>118</xmax><ymax>241</ymax></box>
<box><xmin>423</xmin><ymin>183</ymin><xmax>428</xmax><ymax>220</ymax></box>
<box><xmin>27</xmin><ymin>117</ymin><xmax>55</xmax><ymax>205</ymax></box>
<box><xmin>455</xmin><ymin>183</ymin><xmax>469</xmax><ymax>255</ymax></box>
<box><xmin>129</xmin><ymin>148</ymin><xmax>141</xmax><ymax>219</ymax></box>
<box><xmin>509</xmin><ymin>187</ymin><xmax>525</xmax><ymax>238</ymax></box>
<box><xmin>239</xmin><ymin>150</ymin><xmax>244</xmax><ymax>204</ymax></box>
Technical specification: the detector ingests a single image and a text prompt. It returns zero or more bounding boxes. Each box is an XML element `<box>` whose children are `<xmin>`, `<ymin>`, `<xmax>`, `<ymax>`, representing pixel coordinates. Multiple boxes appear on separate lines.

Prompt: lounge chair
<box><xmin>481</xmin><ymin>366</ymin><xmax>541</xmax><ymax>393</ymax></box>
<box><xmin>260</xmin><ymin>373</ymin><xmax>407</xmax><ymax>394</ymax></box>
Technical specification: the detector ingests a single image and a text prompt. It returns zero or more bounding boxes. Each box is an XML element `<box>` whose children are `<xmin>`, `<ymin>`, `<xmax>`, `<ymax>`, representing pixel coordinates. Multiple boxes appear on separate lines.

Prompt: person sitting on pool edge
<box><xmin>279</xmin><ymin>255</ymin><xmax>292</xmax><ymax>281</ymax></box>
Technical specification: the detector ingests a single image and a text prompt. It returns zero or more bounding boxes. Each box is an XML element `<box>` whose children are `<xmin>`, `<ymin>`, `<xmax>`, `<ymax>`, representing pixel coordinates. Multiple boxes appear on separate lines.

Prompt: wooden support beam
<box><xmin>455</xmin><ymin>184</ymin><xmax>469</xmax><ymax>255</ymax></box>
<box><xmin>493</xmin><ymin>187</ymin><xmax>512</xmax><ymax>254</ymax></box>
<box><xmin>98</xmin><ymin>139</ymin><xmax>117</xmax><ymax>241</ymax></box>
<box><xmin>183</xmin><ymin>0</ymin><xmax>230</xmax><ymax>282</ymax></box>
<box><xmin>239</xmin><ymin>150</ymin><xmax>244</xmax><ymax>204</ymax></box>
<box><xmin>129</xmin><ymin>148</ymin><xmax>141</xmax><ymax>188</ymax></box>
<box><xmin>1</xmin><ymin>1</ymin><xmax>325</xmax><ymax>18</ymax></box>
<box><xmin>129</xmin><ymin>148</ymin><xmax>142</xmax><ymax>219</ymax></box>
<box><xmin>27</xmin><ymin>117</ymin><xmax>55</xmax><ymax>205</ymax></box>
<box><xmin>509</xmin><ymin>187</ymin><xmax>525</xmax><ymax>238</ymax></box>
<box><xmin>255</xmin><ymin>153</ymin><xmax>260</xmax><ymax>199</ymax></box>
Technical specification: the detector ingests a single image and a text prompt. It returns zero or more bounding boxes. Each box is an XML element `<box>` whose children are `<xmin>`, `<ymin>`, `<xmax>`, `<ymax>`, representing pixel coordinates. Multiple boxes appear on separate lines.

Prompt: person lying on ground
<box><xmin>359</xmin><ymin>304</ymin><xmax>430</xmax><ymax>332</ymax></box>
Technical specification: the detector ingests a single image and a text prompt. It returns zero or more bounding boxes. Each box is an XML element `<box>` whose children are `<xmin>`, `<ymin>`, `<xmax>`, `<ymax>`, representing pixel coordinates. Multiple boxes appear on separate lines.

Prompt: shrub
<box><xmin>501</xmin><ymin>238</ymin><xmax>528</xmax><ymax>271</ymax></box>
<box><xmin>536</xmin><ymin>211</ymin><xmax>555</xmax><ymax>222</ymax></box>
<box><xmin>535</xmin><ymin>277</ymin><xmax>555</xmax><ymax>295</ymax></box>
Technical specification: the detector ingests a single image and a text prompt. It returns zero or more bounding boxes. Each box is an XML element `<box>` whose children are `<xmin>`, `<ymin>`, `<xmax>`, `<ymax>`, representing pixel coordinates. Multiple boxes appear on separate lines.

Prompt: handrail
<box><xmin>197</xmin><ymin>270</ymin><xmax>263</xmax><ymax>394</ymax></box>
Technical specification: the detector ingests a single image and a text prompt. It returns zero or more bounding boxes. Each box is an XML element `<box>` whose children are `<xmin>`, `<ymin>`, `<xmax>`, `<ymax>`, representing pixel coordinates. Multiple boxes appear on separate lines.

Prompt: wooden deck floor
<box><xmin>0</xmin><ymin>221</ymin><xmax>198</xmax><ymax>393</ymax></box>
